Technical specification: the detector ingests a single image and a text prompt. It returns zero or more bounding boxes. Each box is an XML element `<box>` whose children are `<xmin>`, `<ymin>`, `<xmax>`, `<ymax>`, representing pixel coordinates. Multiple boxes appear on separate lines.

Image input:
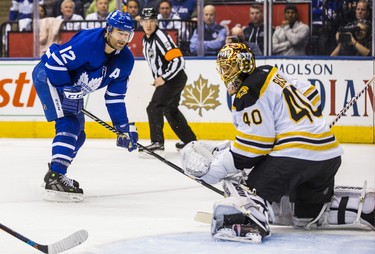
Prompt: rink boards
<box><xmin>0</xmin><ymin>58</ymin><xmax>374</xmax><ymax>143</ymax></box>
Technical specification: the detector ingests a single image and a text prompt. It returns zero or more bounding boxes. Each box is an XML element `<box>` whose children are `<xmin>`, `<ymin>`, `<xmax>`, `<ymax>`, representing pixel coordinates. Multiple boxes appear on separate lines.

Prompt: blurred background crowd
<box><xmin>0</xmin><ymin>0</ymin><xmax>373</xmax><ymax>57</ymax></box>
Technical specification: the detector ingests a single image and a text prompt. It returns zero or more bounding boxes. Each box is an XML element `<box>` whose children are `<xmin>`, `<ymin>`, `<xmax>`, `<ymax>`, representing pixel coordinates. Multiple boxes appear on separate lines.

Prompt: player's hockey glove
<box><xmin>61</xmin><ymin>86</ymin><xmax>83</xmax><ymax>115</ymax></box>
<box><xmin>115</xmin><ymin>123</ymin><xmax>138</xmax><ymax>152</ymax></box>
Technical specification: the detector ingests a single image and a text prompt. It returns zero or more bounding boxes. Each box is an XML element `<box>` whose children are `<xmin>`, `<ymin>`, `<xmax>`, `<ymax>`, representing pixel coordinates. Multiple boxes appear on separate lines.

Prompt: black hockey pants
<box><xmin>246</xmin><ymin>155</ymin><xmax>342</xmax><ymax>218</ymax></box>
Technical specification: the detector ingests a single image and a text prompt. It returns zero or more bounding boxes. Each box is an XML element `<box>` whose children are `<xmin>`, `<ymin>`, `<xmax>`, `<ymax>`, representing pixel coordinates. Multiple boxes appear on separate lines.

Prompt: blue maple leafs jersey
<box><xmin>41</xmin><ymin>28</ymin><xmax>135</xmax><ymax>126</ymax></box>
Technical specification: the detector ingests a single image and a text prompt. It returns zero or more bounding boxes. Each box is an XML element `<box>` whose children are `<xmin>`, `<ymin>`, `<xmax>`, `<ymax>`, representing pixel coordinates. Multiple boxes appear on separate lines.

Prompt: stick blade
<box><xmin>194</xmin><ymin>211</ymin><xmax>213</xmax><ymax>224</ymax></box>
<box><xmin>48</xmin><ymin>229</ymin><xmax>88</xmax><ymax>254</ymax></box>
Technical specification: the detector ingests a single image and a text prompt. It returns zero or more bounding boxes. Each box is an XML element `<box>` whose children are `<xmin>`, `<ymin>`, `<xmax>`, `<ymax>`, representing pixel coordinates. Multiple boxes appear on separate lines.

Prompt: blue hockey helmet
<box><xmin>106</xmin><ymin>10</ymin><xmax>134</xmax><ymax>36</ymax></box>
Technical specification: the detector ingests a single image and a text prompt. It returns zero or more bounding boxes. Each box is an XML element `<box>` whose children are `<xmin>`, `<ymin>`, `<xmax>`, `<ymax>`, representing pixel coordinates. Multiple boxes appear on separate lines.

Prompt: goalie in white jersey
<box><xmin>181</xmin><ymin>43</ymin><xmax>374</xmax><ymax>243</ymax></box>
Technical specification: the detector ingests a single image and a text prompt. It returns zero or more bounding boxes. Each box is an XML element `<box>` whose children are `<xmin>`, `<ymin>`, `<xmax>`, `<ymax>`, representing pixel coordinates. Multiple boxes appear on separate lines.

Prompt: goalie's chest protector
<box><xmin>231</xmin><ymin>66</ymin><xmax>343</xmax><ymax>161</ymax></box>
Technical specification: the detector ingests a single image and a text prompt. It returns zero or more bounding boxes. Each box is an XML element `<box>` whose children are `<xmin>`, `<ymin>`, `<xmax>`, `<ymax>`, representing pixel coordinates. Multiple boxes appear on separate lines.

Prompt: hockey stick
<box><xmin>0</xmin><ymin>223</ymin><xmax>88</xmax><ymax>254</ymax></box>
<box><xmin>329</xmin><ymin>74</ymin><xmax>375</xmax><ymax>128</ymax></box>
<box><xmin>81</xmin><ymin>109</ymin><xmax>224</xmax><ymax>196</ymax></box>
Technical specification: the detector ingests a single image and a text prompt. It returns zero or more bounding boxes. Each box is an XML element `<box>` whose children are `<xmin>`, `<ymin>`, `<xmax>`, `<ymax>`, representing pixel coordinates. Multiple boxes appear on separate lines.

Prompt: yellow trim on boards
<box><xmin>0</xmin><ymin>122</ymin><xmax>373</xmax><ymax>143</ymax></box>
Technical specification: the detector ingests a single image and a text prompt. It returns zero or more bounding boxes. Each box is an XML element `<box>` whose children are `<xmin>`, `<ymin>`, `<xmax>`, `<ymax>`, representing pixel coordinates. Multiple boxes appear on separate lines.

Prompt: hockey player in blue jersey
<box><xmin>32</xmin><ymin>10</ymin><xmax>138</xmax><ymax>202</ymax></box>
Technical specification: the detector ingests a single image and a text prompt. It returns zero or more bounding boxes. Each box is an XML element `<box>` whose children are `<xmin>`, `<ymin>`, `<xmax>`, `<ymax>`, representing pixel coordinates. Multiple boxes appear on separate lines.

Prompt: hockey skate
<box><xmin>175</xmin><ymin>141</ymin><xmax>186</xmax><ymax>151</ymax></box>
<box><xmin>43</xmin><ymin>170</ymin><xmax>83</xmax><ymax>202</ymax></box>
<box><xmin>214</xmin><ymin>222</ymin><xmax>269</xmax><ymax>244</ymax></box>
<box><xmin>138</xmin><ymin>142</ymin><xmax>165</xmax><ymax>158</ymax></box>
<box><xmin>41</xmin><ymin>163</ymin><xmax>79</xmax><ymax>188</ymax></box>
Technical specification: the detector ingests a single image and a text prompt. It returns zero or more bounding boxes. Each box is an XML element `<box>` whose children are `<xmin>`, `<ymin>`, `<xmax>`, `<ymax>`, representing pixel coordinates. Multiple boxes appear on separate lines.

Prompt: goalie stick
<box><xmin>81</xmin><ymin>109</ymin><xmax>224</xmax><ymax>196</ymax></box>
<box><xmin>329</xmin><ymin>74</ymin><xmax>375</xmax><ymax>128</ymax></box>
<box><xmin>0</xmin><ymin>223</ymin><xmax>88</xmax><ymax>254</ymax></box>
<box><xmin>82</xmin><ymin>75</ymin><xmax>375</xmax><ymax>199</ymax></box>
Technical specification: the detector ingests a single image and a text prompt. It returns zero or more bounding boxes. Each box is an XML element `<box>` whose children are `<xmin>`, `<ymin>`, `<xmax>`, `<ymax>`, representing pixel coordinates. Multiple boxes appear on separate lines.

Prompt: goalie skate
<box><xmin>213</xmin><ymin>224</ymin><xmax>266</xmax><ymax>244</ymax></box>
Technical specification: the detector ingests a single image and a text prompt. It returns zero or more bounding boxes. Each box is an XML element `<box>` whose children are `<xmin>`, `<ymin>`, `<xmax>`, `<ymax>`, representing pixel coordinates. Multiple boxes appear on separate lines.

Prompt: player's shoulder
<box><xmin>117</xmin><ymin>47</ymin><xmax>134</xmax><ymax>63</ymax></box>
<box><xmin>111</xmin><ymin>47</ymin><xmax>135</xmax><ymax>73</ymax></box>
<box><xmin>64</xmin><ymin>28</ymin><xmax>105</xmax><ymax>50</ymax></box>
<box><xmin>243</xmin><ymin>65</ymin><xmax>275</xmax><ymax>91</ymax></box>
<box><xmin>233</xmin><ymin>65</ymin><xmax>276</xmax><ymax>110</ymax></box>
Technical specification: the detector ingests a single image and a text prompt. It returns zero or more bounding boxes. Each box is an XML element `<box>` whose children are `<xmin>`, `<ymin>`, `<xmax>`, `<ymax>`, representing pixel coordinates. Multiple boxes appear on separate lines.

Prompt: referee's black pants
<box><xmin>146</xmin><ymin>70</ymin><xmax>196</xmax><ymax>144</ymax></box>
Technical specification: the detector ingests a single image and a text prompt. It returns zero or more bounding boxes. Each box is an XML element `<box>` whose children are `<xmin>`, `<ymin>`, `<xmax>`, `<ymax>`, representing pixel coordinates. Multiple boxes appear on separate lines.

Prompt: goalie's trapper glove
<box><xmin>115</xmin><ymin>123</ymin><xmax>138</xmax><ymax>152</ymax></box>
<box><xmin>61</xmin><ymin>86</ymin><xmax>83</xmax><ymax>115</ymax></box>
<box><xmin>181</xmin><ymin>141</ymin><xmax>214</xmax><ymax>178</ymax></box>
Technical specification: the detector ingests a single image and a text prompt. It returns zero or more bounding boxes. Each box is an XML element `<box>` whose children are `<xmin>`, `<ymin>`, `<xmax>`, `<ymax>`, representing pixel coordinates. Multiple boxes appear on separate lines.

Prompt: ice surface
<box><xmin>0</xmin><ymin>139</ymin><xmax>374</xmax><ymax>254</ymax></box>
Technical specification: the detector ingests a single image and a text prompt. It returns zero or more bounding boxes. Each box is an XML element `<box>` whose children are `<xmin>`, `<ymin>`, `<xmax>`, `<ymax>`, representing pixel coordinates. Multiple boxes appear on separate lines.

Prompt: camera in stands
<box><xmin>338</xmin><ymin>25</ymin><xmax>360</xmax><ymax>33</ymax></box>
<box><xmin>338</xmin><ymin>25</ymin><xmax>360</xmax><ymax>45</ymax></box>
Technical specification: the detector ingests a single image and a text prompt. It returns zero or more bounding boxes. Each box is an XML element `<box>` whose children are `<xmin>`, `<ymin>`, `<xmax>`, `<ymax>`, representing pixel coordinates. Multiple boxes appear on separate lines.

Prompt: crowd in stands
<box><xmin>3</xmin><ymin>0</ymin><xmax>373</xmax><ymax>57</ymax></box>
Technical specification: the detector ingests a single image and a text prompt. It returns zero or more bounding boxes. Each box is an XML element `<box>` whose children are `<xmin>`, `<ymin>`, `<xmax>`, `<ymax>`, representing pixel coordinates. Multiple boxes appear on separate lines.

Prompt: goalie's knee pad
<box><xmin>293</xmin><ymin>183</ymin><xmax>375</xmax><ymax>230</ymax></box>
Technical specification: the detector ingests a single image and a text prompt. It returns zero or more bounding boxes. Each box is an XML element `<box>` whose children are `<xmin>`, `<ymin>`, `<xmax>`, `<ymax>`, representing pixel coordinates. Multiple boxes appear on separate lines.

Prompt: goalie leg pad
<box><xmin>293</xmin><ymin>183</ymin><xmax>375</xmax><ymax>230</ymax></box>
<box><xmin>325</xmin><ymin>184</ymin><xmax>374</xmax><ymax>230</ymax></box>
<box><xmin>211</xmin><ymin>194</ymin><xmax>271</xmax><ymax>243</ymax></box>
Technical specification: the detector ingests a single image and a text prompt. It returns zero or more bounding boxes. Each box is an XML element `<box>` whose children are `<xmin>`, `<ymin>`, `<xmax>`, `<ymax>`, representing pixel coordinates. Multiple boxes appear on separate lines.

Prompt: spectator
<box><xmin>126</xmin><ymin>0</ymin><xmax>141</xmax><ymax>28</ymax></box>
<box><xmin>189</xmin><ymin>5</ymin><xmax>227</xmax><ymax>56</ymax></box>
<box><xmin>158</xmin><ymin>0</ymin><xmax>181</xmax><ymax>30</ymax></box>
<box><xmin>138</xmin><ymin>0</ymin><xmax>160</xmax><ymax>13</ymax></box>
<box><xmin>352</xmin><ymin>0</ymin><xmax>371</xmax><ymax>21</ymax></box>
<box><xmin>8</xmin><ymin>0</ymin><xmax>41</xmax><ymax>31</ymax></box>
<box><xmin>158</xmin><ymin>0</ymin><xmax>193</xmax><ymax>55</ymax></box>
<box><xmin>330</xmin><ymin>0</ymin><xmax>372</xmax><ymax>56</ymax></box>
<box><xmin>85</xmin><ymin>0</ymin><xmax>109</xmax><ymax>20</ymax></box>
<box><xmin>44</xmin><ymin>0</ymin><xmax>60</xmax><ymax>17</ymax></box>
<box><xmin>272</xmin><ymin>4</ymin><xmax>310</xmax><ymax>56</ymax></box>
<box><xmin>313</xmin><ymin>0</ymin><xmax>355</xmax><ymax>55</ymax></box>
<box><xmin>56</xmin><ymin>0</ymin><xmax>88</xmax><ymax>17</ymax></box>
<box><xmin>171</xmin><ymin>0</ymin><xmax>196</xmax><ymax>20</ymax></box>
<box><xmin>57</xmin><ymin>0</ymin><xmax>84</xmax><ymax>30</ymax></box>
<box><xmin>39</xmin><ymin>17</ymin><xmax>64</xmax><ymax>56</ymax></box>
<box><xmin>330</xmin><ymin>19</ymin><xmax>372</xmax><ymax>56</ymax></box>
<box><xmin>86</xmin><ymin>0</ymin><xmax>116</xmax><ymax>17</ymax></box>
<box><xmin>226</xmin><ymin>26</ymin><xmax>262</xmax><ymax>56</ymax></box>
<box><xmin>40</xmin><ymin>4</ymin><xmax>48</xmax><ymax>19</ymax></box>
<box><xmin>243</xmin><ymin>4</ymin><xmax>273</xmax><ymax>55</ymax></box>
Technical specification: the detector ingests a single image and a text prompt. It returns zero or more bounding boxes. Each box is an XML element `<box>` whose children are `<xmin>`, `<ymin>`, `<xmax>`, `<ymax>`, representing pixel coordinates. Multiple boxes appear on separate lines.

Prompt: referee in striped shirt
<box><xmin>139</xmin><ymin>8</ymin><xmax>196</xmax><ymax>153</ymax></box>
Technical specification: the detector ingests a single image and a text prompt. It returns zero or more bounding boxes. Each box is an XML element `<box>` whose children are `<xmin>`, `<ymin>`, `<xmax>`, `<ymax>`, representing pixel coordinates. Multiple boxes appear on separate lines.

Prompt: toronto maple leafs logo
<box><xmin>181</xmin><ymin>75</ymin><xmax>221</xmax><ymax>117</ymax></box>
<box><xmin>75</xmin><ymin>72</ymin><xmax>103</xmax><ymax>95</ymax></box>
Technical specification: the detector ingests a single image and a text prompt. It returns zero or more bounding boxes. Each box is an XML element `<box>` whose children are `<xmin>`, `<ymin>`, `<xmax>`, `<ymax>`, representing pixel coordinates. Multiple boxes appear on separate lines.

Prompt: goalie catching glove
<box><xmin>115</xmin><ymin>123</ymin><xmax>138</xmax><ymax>152</ymax></box>
<box><xmin>180</xmin><ymin>141</ymin><xmax>237</xmax><ymax>184</ymax></box>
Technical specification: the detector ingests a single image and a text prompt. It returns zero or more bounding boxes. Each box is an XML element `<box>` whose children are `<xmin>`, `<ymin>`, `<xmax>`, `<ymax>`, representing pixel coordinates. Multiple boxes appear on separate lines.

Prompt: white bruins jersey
<box><xmin>231</xmin><ymin>65</ymin><xmax>343</xmax><ymax>161</ymax></box>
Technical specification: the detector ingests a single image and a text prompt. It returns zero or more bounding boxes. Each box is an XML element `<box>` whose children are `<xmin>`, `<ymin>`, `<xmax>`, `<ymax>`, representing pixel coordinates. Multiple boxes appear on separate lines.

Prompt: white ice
<box><xmin>0</xmin><ymin>139</ymin><xmax>374</xmax><ymax>254</ymax></box>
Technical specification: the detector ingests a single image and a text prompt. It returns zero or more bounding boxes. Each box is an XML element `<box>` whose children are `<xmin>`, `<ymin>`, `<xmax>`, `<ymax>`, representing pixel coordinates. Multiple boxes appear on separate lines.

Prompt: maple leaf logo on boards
<box><xmin>181</xmin><ymin>75</ymin><xmax>221</xmax><ymax>116</ymax></box>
